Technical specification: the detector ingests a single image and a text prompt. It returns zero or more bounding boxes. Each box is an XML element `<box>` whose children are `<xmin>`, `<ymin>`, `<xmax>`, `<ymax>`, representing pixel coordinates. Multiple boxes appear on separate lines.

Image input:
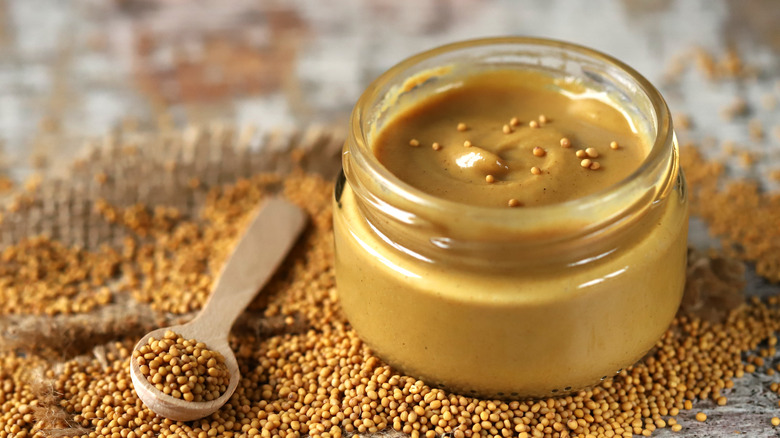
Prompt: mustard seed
<box><xmin>409</xmin><ymin>139</ymin><xmax>420</xmax><ymax>147</ymax></box>
<box><xmin>457</xmin><ymin>123</ymin><xmax>468</xmax><ymax>132</ymax></box>
<box><xmin>502</xmin><ymin>124</ymin><xmax>513</xmax><ymax>134</ymax></box>
<box><xmin>94</xmin><ymin>172</ymin><xmax>108</xmax><ymax>185</ymax></box>
<box><xmin>580</xmin><ymin>158</ymin><xmax>592</xmax><ymax>168</ymax></box>
<box><xmin>463</xmin><ymin>140</ymin><xmax>472</xmax><ymax>147</ymax></box>
<box><xmin>772</xmin><ymin>417</ymin><xmax>780</xmax><ymax>427</ymax></box>
<box><xmin>530</xmin><ymin>167</ymin><xmax>541</xmax><ymax>175</ymax></box>
<box><xmin>509</xmin><ymin>117</ymin><xmax>520</xmax><ymax>127</ymax></box>
<box><xmin>507</xmin><ymin>198</ymin><xmax>521</xmax><ymax>207</ymax></box>
<box><xmin>532</xmin><ymin>147</ymin><xmax>546</xmax><ymax>157</ymax></box>
<box><xmin>695</xmin><ymin>412</ymin><xmax>707</xmax><ymax>422</ymax></box>
<box><xmin>589</xmin><ymin>161</ymin><xmax>601</xmax><ymax>170</ymax></box>
<box><xmin>432</xmin><ymin>142</ymin><xmax>442</xmax><ymax>151</ymax></box>
<box><xmin>585</xmin><ymin>147</ymin><xmax>599</xmax><ymax>158</ymax></box>
<box><xmin>576</xmin><ymin>149</ymin><xmax>587</xmax><ymax>158</ymax></box>
<box><xmin>610</xmin><ymin>141</ymin><xmax>619</xmax><ymax>150</ymax></box>
<box><xmin>485</xmin><ymin>175</ymin><xmax>495</xmax><ymax>184</ymax></box>
<box><xmin>529</xmin><ymin>120</ymin><xmax>539</xmax><ymax>129</ymax></box>
<box><xmin>560</xmin><ymin>137</ymin><xmax>571</xmax><ymax>148</ymax></box>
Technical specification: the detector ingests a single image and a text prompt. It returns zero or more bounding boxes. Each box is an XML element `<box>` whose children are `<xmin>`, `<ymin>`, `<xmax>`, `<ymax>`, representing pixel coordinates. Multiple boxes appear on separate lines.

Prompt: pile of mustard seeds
<box><xmin>681</xmin><ymin>145</ymin><xmax>780</xmax><ymax>282</ymax></box>
<box><xmin>0</xmin><ymin>237</ymin><xmax>120</xmax><ymax>315</ymax></box>
<box><xmin>0</xmin><ymin>148</ymin><xmax>779</xmax><ymax>438</ymax></box>
<box><xmin>92</xmin><ymin>173</ymin><xmax>286</xmax><ymax>315</ymax></box>
<box><xmin>133</xmin><ymin>330</ymin><xmax>230</xmax><ymax>402</ymax></box>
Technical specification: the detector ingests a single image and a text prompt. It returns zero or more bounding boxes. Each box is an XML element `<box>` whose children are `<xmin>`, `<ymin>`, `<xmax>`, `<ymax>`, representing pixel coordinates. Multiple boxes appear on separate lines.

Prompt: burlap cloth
<box><xmin>0</xmin><ymin>124</ymin><xmax>344</xmax><ymax>359</ymax></box>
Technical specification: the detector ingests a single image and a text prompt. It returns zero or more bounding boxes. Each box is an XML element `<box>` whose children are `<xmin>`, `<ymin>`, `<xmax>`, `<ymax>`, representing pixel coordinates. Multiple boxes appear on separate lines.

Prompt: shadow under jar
<box><xmin>333</xmin><ymin>37</ymin><xmax>688</xmax><ymax>399</ymax></box>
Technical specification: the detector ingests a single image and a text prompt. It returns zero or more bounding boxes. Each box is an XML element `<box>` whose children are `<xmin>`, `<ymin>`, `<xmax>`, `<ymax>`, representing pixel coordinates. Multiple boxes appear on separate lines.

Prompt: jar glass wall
<box><xmin>333</xmin><ymin>37</ymin><xmax>688</xmax><ymax>398</ymax></box>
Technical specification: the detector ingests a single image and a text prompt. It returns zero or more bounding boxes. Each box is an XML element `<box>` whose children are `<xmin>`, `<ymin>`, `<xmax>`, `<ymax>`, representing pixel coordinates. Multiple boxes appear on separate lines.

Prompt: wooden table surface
<box><xmin>1</xmin><ymin>0</ymin><xmax>779</xmax><ymax>436</ymax></box>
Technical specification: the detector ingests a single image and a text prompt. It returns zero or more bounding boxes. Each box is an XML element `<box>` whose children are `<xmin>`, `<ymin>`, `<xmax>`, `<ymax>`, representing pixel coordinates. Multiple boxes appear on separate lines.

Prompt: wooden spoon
<box><xmin>129</xmin><ymin>197</ymin><xmax>307</xmax><ymax>422</ymax></box>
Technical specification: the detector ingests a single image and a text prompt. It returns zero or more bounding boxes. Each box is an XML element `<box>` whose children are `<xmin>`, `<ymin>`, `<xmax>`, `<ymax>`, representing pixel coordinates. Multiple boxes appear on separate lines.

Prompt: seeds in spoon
<box><xmin>132</xmin><ymin>330</ymin><xmax>230</xmax><ymax>402</ymax></box>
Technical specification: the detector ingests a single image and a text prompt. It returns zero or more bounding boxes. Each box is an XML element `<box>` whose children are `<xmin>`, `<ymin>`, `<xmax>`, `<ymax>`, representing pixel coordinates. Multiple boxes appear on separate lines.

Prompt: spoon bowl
<box><xmin>129</xmin><ymin>324</ymin><xmax>240</xmax><ymax>421</ymax></box>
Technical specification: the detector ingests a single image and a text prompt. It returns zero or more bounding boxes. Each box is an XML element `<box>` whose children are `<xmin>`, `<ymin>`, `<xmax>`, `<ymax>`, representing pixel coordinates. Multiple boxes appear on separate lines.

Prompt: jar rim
<box><xmin>347</xmin><ymin>36</ymin><xmax>675</xmax><ymax>233</ymax></box>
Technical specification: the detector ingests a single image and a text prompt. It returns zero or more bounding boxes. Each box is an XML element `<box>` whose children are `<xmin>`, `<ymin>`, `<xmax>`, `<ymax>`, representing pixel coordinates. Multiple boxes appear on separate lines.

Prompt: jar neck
<box><xmin>341</xmin><ymin>138</ymin><xmax>679</xmax><ymax>271</ymax></box>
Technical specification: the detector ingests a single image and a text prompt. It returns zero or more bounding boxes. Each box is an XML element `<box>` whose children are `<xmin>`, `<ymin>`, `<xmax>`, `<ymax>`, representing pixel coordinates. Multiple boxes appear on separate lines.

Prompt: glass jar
<box><xmin>333</xmin><ymin>37</ymin><xmax>688</xmax><ymax>398</ymax></box>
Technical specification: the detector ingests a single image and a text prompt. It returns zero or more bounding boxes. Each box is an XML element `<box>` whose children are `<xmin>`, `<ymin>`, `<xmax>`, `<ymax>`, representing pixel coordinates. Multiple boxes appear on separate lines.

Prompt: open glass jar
<box><xmin>333</xmin><ymin>37</ymin><xmax>688</xmax><ymax>398</ymax></box>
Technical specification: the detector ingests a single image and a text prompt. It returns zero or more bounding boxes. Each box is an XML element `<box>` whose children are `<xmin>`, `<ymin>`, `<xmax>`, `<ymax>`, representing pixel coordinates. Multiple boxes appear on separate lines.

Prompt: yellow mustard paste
<box><xmin>373</xmin><ymin>70</ymin><xmax>647</xmax><ymax>207</ymax></box>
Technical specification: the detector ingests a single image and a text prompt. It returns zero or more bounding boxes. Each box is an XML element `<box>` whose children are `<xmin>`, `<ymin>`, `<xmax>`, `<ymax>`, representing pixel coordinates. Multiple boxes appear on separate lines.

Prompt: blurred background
<box><xmin>0</xmin><ymin>0</ymin><xmax>778</xmax><ymax>183</ymax></box>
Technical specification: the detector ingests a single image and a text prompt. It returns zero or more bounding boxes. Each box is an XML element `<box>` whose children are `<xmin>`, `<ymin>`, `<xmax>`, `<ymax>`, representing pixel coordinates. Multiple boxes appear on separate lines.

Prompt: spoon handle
<box><xmin>192</xmin><ymin>197</ymin><xmax>307</xmax><ymax>339</ymax></box>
